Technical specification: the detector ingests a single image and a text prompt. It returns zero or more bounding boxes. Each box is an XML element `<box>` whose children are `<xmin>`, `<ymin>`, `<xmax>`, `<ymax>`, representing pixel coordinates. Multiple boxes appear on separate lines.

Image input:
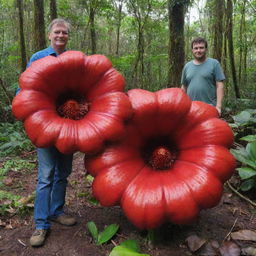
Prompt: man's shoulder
<box><xmin>206</xmin><ymin>58</ymin><xmax>220</xmax><ymax>65</ymax></box>
<box><xmin>184</xmin><ymin>60</ymin><xmax>194</xmax><ymax>68</ymax></box>
<box><xmin>31</xmin><ymin>47</ymin><xmax>55</xmax><ymax>60</ymax></box>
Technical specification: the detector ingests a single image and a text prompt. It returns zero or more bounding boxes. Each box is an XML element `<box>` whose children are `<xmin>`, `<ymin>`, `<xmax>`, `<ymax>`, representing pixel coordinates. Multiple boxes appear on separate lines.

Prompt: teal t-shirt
<box><xmin>181</xmin><ymin>58</ymin><xmax>225</xmax><ymax>106</ymax></box>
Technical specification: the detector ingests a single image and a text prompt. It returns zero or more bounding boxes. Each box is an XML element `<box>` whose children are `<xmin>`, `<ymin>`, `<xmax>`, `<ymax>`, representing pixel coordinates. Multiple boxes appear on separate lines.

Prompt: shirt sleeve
<box><xmin>214</xmin><ymin>61</ymin><xmax>225</xmax><ymax>81</ymax></box>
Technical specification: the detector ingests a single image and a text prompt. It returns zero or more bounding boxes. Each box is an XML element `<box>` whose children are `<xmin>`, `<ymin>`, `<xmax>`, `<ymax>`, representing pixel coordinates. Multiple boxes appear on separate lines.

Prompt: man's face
<box><xmin>192</xmin><ymin>42</ymin><xmax>207</xmax><ymax>61</ymax></box>
<box><xmin>48</xmin><ymin>24</ymin><xmax>69</xmax><ymax>49</ymax></box>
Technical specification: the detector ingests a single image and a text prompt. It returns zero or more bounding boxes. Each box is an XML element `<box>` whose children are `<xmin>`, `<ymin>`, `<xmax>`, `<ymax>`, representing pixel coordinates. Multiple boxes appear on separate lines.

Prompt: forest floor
<box><xmin>0</xmin><ymin>152</ymin><xmax>256</xmax><ymax>256</ymax></box>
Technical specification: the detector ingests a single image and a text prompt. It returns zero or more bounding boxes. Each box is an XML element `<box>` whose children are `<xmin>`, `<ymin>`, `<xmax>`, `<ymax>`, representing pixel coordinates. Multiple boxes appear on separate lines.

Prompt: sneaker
<box><xmin>51</xmin><ymin>214</ymin><xmax>76</xmax><ymax>226</ymax></box>
<box><xmin>30</xmin><ymin>229</ymin><xmax>48</xmax><ymax>247</ymax></box>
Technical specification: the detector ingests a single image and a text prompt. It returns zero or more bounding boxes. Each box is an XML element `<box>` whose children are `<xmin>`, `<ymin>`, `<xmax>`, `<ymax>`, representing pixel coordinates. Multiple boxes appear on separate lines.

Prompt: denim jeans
<box><xmin>34</xmin><ymin>147</ymin><xmax>73</xmax><ymax>230</ymax></box>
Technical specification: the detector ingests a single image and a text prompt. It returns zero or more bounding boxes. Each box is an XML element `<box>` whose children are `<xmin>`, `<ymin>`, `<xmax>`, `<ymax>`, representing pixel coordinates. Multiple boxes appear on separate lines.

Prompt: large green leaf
<box><xmin>86</xmin><ymin>221</ymin><xmax>98</xmax><ymax>242</ymax></box>
<box><xmin>237</xmin><ymin>167</ymin><xmax>256</xmax><ymax>180</ymax></box>
<box><xmin>97</xmin><ymin>224</ymin><xmax>119</xmax><ymax>245</ymax></box>
<box><xmin>120</xmin><ymin>240</ymin><xmax>140</xmax><ymax>252</ymax></box>
<box><xmin>231</xmin><ymin>148</ymin><xmax>256</xmax><ymax>169</ymax></box>
<box><xmin>109</xmin><ymin>245</ymin><xmax>150</xmax><ymax>256</ymax></box>
<box><xmin>240</xmin><ymin>135</ymin><xmax>256</xmax><ymax>142</ymax></box>
<box><xmin>246</xmin><ymin>142</ymin><xmax>256</xmax><ymax>160</ymax></box>
<box><xmin>232</xmin><ymin>111</ymin><xmax>251</xmax><ymax>125</ymax></box>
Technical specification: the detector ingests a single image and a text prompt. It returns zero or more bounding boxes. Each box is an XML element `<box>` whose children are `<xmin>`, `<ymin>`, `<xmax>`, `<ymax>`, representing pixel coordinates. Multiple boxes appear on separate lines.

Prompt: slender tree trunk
<box><xmin>33</xmin><ymin>0</ymin><xmax>46</xmax><ymax>51</ymax></box>
<box><xmin>50</xmin><ymin>0</ymin><xmax>57</xmax><ymax>20</ymax></box>
<box><xmin>17</xmin><ymin>0</ymin><xmax>27</xmax><ymax>71</ymax></box>
<box><xmin>212</xmin><ymin>0</ymin><xmax>224</xmax><ymax>62</ymax></box>
<box><xmin>115</xmin><ymin>1</ymin><xmax>123</xmax><ymax>56</ymax></box>
<box><xmin>226</xmin><ymin>0</ymin><xmax>240</xmax><ymax>98</ymax></box>
<box><xmin>89</xmin><ymin>5</ymin><xmax>96</xmax><ymax>54</ymax></box>
<box><xmin>168</xmin><ymin>0</ymin><xmax>186</xmax><ymax>87</ymax></box>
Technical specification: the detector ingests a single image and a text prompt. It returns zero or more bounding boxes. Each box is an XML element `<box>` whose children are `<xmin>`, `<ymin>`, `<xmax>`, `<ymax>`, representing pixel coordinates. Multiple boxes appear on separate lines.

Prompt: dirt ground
<box><xmin>0</xmin><ymin>152</ymin><xmax>256</xmax><ymax>256</ymax></box>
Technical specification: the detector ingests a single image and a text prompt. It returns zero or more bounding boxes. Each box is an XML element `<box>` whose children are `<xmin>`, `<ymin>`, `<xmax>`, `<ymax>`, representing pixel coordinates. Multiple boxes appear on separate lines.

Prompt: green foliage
<box><xmin>109</xmin><ymin>239</ymin><xmax>151</xmax><ymax>256</ymax></box>
<box><xmin>229</xmin><ymin>109</ymin><xmax>256</xmax><ymax>140</ymax></box>
<box><xmin>86</xmin><ymin>221</ymin><xmax>119</xmax><ymax>245</ymax></box>
<box><xmin>231</xmin><ymin>138</ymin><xmax>256</xmax><ymax>192</ymax></box>
<box><xmin>0</xmin><ymin>158</ymin><xmax>35</xmax><ymax>177</ymax></box>
<box><xmin>0</xmin><ymin>122</ymin><xmax>34</xmax><ymax>157</ymax></box>
<box><xmin>0</xmin><ymin>190</ymin><xmax>34</xmax><ymax>216</ymax></box>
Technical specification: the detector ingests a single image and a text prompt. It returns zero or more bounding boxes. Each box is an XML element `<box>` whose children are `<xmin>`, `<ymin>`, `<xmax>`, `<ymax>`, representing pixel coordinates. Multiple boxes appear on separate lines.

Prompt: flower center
<box><xmin>56</xmin><ymin>92</ymin><xmax>90</xmax><ymax>120</ymax></box>
<box><xmin>149</xmin><ymin>146</ymin><xmax>175</xmax><ymax>170</ymax></box>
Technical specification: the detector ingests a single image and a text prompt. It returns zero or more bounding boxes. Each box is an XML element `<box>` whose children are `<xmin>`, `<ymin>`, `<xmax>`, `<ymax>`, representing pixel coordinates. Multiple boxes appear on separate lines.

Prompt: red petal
<box><xmin>92</xmin><ymin>158</ymin><xmax>144</xmax><ymax>206</ymax></box>
<box><xmin>178</xmin><ymin>146</ymin><xmax>236</xmax><ymax>182</ymax></box>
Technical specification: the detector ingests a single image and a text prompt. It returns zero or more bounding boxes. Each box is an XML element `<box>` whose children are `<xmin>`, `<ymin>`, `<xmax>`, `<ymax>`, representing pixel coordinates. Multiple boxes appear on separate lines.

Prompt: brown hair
<box><xmin>191</xmin><ymin>37</ymin><xmax>208</xmax><ymax>49</ymax></box>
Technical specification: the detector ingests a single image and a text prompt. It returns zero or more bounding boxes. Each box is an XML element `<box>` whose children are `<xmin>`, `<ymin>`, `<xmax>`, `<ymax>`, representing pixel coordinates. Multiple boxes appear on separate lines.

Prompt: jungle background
<box><xmin>0</xmin><ymin>0</ymin><xmax>256</xmax><ymax>256</ymax></box>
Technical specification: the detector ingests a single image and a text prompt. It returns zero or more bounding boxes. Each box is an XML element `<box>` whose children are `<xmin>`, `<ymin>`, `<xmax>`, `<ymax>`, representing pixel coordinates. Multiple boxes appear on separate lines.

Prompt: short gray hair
<box><xmin>48</xmin><ymin>18</ymin><xmax>71</xmax><ymax>33</ymax></box>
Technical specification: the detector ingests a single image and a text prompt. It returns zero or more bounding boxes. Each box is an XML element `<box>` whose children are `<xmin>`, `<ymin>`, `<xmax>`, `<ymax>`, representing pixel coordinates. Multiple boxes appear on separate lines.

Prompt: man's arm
<box><xmin>181</xmin><ymin>84</ymin><xmax>186</xmax><ymax>92</ymax></box>
<box><xmin>216</xmin><ymin>81</ymin><xmax>224</xmax><ymax>115</ymax></box>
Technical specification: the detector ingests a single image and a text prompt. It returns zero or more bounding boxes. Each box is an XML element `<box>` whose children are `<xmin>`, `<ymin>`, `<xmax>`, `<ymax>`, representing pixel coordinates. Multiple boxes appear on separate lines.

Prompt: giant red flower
<box><xmin>84</xmin><ymin>88</ymin><xmax>236</xmax><ymax>229</ymax></box>
<box><xmin>12</xmin><ymin>51</ymin><xmax>132</xmax><ymax>154</ymax></box>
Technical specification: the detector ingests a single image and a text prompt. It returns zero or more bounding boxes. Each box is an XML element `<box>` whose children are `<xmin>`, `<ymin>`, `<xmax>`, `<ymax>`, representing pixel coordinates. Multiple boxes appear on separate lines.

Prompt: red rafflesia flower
<box><xmin>12</xmin><ymin>51</ymin><xmax>132</xmax><ymax>154</ymax></box>
<box><xmin>84</xmin><ymin>88</ymin><xmax>236</xmax><ymax>229</ymax></box>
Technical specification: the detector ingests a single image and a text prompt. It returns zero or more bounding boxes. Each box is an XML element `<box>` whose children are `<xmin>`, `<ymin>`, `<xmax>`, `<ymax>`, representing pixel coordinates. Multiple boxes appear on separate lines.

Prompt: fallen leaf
<box><xmin>231</xmin><ymin>230</ymin><xmax>256</xmax><ymax>241</ymax></box>
<box><xmin>186</xmin><ymin>234</ymin><xmax>207</xmax><ymax>252</ymax></box>
<box><xmin>219</xmin><ymin>241</ymin><xmax>240</xmax><ymax>256</ymax></box>
<box><xmin>197</xmin><ymin>240</ymin><xmax>220</xmax><ymax>256</ymax></box>
<box><xmin>242</xmin><ymin>247</ymin><xmax>256</xmax><ymax>256</ymax></box>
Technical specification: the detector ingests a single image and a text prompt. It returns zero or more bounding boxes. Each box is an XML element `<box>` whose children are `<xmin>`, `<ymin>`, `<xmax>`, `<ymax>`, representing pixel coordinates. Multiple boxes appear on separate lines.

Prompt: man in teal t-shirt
<box><xmin>181</xmin><ymin>37</ymin><xmax>225</xmax><ymax>116</ymax></box>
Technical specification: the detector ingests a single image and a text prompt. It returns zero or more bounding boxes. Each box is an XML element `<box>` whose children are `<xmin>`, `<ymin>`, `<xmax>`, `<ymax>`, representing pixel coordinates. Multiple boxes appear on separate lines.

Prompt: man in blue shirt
<box><xmin>181</xmin><ymin>37</ymin><xmax>225</xmax><ymax>116</ymax></box>
<box><xmin>27</xmin><ymin>18</ymin><xmax>76</xmax><ymax>247</ymax></box>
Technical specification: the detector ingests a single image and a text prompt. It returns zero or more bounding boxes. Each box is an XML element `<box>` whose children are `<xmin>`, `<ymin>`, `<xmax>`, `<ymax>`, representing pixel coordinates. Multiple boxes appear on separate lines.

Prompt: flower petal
<box><xmin>12</xmin><ymin>90</ymin><xmax>54</xmax><ymax>120</ymax></box>
<box><xmin>177</xmin><ymin>118</ymin><xmax>234</xmax><ymax>149</ymax></box>
<box><xmin>92</xmin><ymin>158</ymin><xmax>145</xmax><ymax>206</ymax></box>
<box><xmin>121</xmin><ymin>167</ymin><xmax>167</xmax><ymax>229</ymax></box>
<box><xmin>155</xmin><ymin>88</ymin><xmax>191</xmax><ymax>134</ymax></box>
<box><xmin>172</xmin><ymin>161</ymin><xmax>223</xmax><ymax>209</ymax></box>
<box><xmin>178</xmin><ymin>145</ymin><xmax>236</xmax><ymax>182</ymax></box>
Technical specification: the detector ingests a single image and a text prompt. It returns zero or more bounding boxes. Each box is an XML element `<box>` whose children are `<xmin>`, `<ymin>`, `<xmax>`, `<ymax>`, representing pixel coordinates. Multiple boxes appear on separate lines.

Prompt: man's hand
<box><xmin>216</xmin><ymin>106</ymin><xmax>221</xmax><ymax>116</ymax></box>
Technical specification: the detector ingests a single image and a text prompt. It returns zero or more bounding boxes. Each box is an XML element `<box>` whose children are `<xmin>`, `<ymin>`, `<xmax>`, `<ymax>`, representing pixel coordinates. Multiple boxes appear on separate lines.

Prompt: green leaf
<box><xmin>120</xmin><ymin>240</ymin><xmax>140</xmax><ymax>252</ymax></box>
<box><xmin>240</xmin><ymin>179</ymin><xmax>255</xmax><ymax>192</ymax></box>
<box><xmin>232</xmin><ymin>111</ymin><xmax>251</xmax><ymax>125</ymax></box>
<box><xmin>86</xmin><ymin>221</ymin><xmax>98</xmax><ymax>242</ymax></box>
<box><xmin>109</xmin><ymin>246</ymin><xmax>150</xmax><ymax>256</ymax></box>
<box><xmin>97</xmin><ymin>224</ymin><xmax>119</xmax><ymax>245</ymax></box>
<box><xmin>231</xmin><ymin>148</ymin><xmax>256</xmax><ymax>169</ymax></box>
<box><xmin>240</xmin><ymin>135</ymin><xmax>256</xmax><ymax>142</ymax></box>
<box><xmin>237</xmin><ymin>167</ymin><xmax>256</xmax><ymax>180</ymax></box>
<box><xmin>246</xmin><ymin>142</ymin><xmax>256</xmax><ymax>160</ymax></box>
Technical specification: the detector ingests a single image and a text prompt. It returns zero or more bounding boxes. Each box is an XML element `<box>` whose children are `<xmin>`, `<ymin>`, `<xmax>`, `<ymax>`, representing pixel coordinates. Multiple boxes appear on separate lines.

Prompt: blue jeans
<box><xmin>34</xmin><ymin>147</ymin><xmax>73</xmax><ymax>230</ymax></box>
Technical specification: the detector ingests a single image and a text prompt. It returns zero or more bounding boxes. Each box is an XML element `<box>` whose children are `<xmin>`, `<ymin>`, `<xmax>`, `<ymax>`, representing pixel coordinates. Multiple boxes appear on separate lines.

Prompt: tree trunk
<box><xmin>17</xmin><ymin>0</ymin><xmax>27</xmax><ymax>72</ymax></box>
<box><xmin>50</xmin><ymin>0</ymin><xmax>57</xmax><ymax>20</ymax></box>
<box><xmin>226</xmin><ymin>0</ymin><xmax>240</xmax><ymax>98</ymax></box>
<box><xmin>33</xmin><ymin>0</ymin><xmax>46</xmax><ymax>51</ymax></box>
<box><xmin>89</xmin><ymin>4</ymin><xmax>96</xmax><ymax>54</ymax></box>
<box><xmin>115</xmin><ymin>1</ymin><xmax>123</xmax><ymax>56</ymax></box>
<box><xmin>212</xmin><ymin>0</ymin><xmax>224</xmax><ymax>62</ymax></box>
<box><xmin>168</xmin><ymin>0</ymin><xmax>186</xmax><ymax>87</ymax></box>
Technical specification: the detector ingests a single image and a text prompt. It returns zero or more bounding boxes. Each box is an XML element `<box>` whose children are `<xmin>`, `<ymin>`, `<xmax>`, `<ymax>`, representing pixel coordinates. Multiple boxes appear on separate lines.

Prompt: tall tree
<box><xmin>226</xmin><ymin>0</ymin><xmax>240</xmax><ymax>98</ymax></box>
<box><xmin>112</xmin><ymin>0</ymin><xmax>125</xmax><ymax>56</ymax></box>
<box><xmin>212</xmin><ymin>0</ymin><xmax>224</xmax><ymax>62</ymax></box>
<box><xmin>50</xmin><ymin>0</ymin><xmax>57</xmax><ymax>20</ymax></box>
<box><xmin>127</xmin><ymin>0</ymin><xmax>152</xmax><ymax>88</ymax></box>
<box><xmin>168</xmin><ymin>0</ymin><xmax>189</xmax><ymax>87</ymax></box>
<box><xmin>17</xmin><ymin>0</ymin><xmax>27</xmax><ymax>71</ymax></box>
<box><xmin>33</xmin><ymin>0</ymin><xmax>46</xmax><ymax>51</ymax></box>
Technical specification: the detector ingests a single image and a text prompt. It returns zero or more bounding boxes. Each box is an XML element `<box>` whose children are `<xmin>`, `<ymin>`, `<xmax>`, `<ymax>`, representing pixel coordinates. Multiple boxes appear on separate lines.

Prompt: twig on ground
<box><xmin>111</xmin><ymin>239</ymin><xmax>118</xmax><ymax>246</ymax></box>
<box><xmin>222</xmin><ymin>217</ymin><xmax>238</xmax><ymax>243</ymax></box>
<box><xmin>17</xmin><ymin>239</ymin><xmax>27</xmax><ymax>247</ymax></box>
<box><xmin>226</xmin><ymin>181</ymin><xmax>256</xmax><ymax>208</ymax></box>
